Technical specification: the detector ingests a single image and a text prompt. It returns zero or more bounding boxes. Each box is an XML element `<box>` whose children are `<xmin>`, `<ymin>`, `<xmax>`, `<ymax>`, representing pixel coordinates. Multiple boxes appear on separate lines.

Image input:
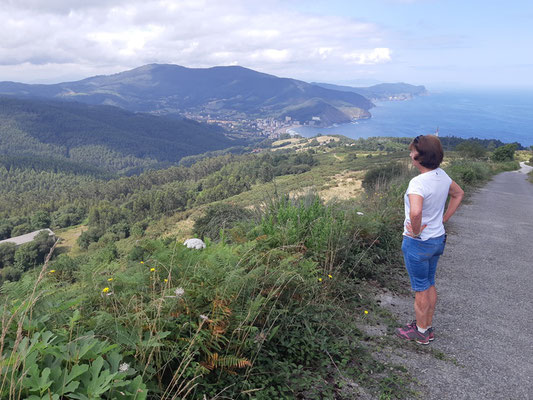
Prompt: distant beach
<box><xmin>291</xmin><ymin>90</ymin><xmax>533</xmax><ymax>147</ymax></box>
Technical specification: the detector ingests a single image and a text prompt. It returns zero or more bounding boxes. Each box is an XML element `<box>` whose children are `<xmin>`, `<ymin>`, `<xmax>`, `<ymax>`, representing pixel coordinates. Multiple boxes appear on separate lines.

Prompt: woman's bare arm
<box><xmin>443</xmin><ymin>180</ymin><xmax>464</xmax><ymax>223</ymax></box>
<box><xmin>408</xmin><ymin>194</ymin><xmax>425</xmax><ymax>236</ymax></box>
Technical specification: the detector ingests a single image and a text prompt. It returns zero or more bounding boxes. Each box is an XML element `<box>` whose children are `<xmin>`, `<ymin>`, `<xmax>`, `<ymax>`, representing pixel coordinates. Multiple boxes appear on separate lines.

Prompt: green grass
<box><xmin>1</xmin><ymin>147</ymin><xmax>515</xmax><ymax>399</ymax></box>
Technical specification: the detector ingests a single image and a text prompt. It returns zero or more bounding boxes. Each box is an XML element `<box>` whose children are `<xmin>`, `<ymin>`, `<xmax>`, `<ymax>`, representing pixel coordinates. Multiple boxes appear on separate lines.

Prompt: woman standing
<box><xmin>395</xmin><ymin>135</ymin><xmax>464</xmax><ymax>345</ymax></box>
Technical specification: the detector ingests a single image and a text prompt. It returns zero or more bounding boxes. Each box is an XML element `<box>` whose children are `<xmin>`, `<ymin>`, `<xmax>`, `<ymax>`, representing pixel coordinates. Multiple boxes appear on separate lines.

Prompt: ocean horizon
<box><xmin>292</xmin><ymin>89</ymin><xmax>533</xmax><ymax>147</ymax></box>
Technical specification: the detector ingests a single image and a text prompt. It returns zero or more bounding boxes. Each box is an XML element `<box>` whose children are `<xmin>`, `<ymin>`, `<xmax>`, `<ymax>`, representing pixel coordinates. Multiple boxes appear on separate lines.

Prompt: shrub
<box><xmin>0</xmin><ymin>265</ymin><xmax>22</xmax><ymax>284</ymax></box>
<box><xmin>362</xmin><ymin>162</ymin><xmax>409</xmax><ymax>192</ymax></box>
<box><xmin>194</xmin><ymin>203</ymin><xmax>253</xmax><ymax>241</ymax></box>
<box><xmin>491</xmin><ymin>143</ymin><xmax>517</xmax><ymax>162</ymax></box>
<box><xmin>456</xmin><ymin>141</ymin><xmax>487</xmax><ymax>159</ymax></box>
<box><xmin>0</xmin><ymin>242</ymin><xmax>17</xmax><ymax>268</ymax></box>
<box><xmin>77</xmin><ymin>227</ymin><xmax>105</xmax><ymax>249</ymax></box>
<box><xmin>1</xmin><ymin>329</ymin><xmax>147</xmax><ymax>399</ymax></box>
<box><xmin>446</xmin><ymin>161</ymin><xmax>490</xmax><ymax>186</ymax></box>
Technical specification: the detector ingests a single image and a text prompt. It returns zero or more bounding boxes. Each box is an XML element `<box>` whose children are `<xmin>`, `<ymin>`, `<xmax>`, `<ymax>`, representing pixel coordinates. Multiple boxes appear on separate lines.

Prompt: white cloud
<box><xmin>0</xmin><ymin>0</ymin><xmax>393</xmax><ymax>82</ymax></box>
<box><xmin>343</xmin><ymin>48</ymin><xmax>392</xmax><ymax>65</ymax></box>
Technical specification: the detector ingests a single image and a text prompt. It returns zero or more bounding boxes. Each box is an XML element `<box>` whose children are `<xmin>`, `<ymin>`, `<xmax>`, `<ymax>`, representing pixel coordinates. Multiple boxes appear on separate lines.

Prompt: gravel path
<box><xmin>381</xmin><ymin>162</ymin><xmax>533</xmax><ymax>399</ymax></box>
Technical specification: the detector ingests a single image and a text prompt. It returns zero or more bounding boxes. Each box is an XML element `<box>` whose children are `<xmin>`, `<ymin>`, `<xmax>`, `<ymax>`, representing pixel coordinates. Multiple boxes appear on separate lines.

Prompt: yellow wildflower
<box><xmin>364</xmin><ymin>310</ymin><xmax>369</xmax><ymax>315</ymax></box>
<box><xmin>140</xmin><ymin>261</ymin><xmax>144</xmax><ymax>264</ymax></box>
<box><xmin>328</xmin><ymin>274</ymin><xmax>332</xmax><ymax>279</ymax></box>
<box><xmin>49</xmin><ymin>270</ymin><xmax>56</xmax><ymax>273</ymax></box>
<box><xmin>164</xmin><ymin>279</ymin><xmax>168</xmax><ymax>283</ymax></box>
<box><xmin>102</xmin><ymin>287</ymin><xmax>110</xmax><ymax>293</ymax></box>
<box><xmin>107</xmin><ymin>278</ymin><xmax>113</xmax><ymax>281</ymax></box>
<box><xmin>318</xmin><ymin>278</ymin><xmax>322</xmax><ymax>282</ymax></box>
<box><xmin>150</xmin><ymin>268</ymin><xmax>155</xmax><ymax>272</ymax></box>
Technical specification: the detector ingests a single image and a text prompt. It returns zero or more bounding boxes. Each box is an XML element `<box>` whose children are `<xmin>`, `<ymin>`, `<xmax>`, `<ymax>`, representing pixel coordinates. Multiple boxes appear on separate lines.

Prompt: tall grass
<box><xmin>0</xmin><ymin>156</ymin><xmax>514</xmax><ymax>399</ymax></box>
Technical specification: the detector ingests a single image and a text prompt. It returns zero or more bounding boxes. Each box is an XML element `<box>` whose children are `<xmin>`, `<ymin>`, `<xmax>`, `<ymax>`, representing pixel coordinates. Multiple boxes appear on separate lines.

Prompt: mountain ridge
<box><xmin>312</xmin><ymin>81</ymin><xmax>428</xmax><ymax>101</ymax></box>
<box><xmin>0</xmin><ymin>64</ymin><xmax>374</xmax><ymax>125</ymax></box>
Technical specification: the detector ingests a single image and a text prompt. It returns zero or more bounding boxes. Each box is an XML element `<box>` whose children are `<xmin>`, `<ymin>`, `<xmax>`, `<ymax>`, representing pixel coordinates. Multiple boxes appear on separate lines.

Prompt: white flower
<box><xmin>199</xmin><ymin>314</ymin><xmax>208</xmax><ymax>321</ymax></box>
<box><xmin>165</xmin><ymin>287</ymin><xmax>185</xmax><ymax>299</ymax></box>
<box><xmin>119</xmin><ymin>363</ymin><xmax>129</xmax><ymax>372</ymax></box>
<box><xmin>357</xmin><ymin>212</ymin><xmax>364</xmax><ymax>216</ymax></box>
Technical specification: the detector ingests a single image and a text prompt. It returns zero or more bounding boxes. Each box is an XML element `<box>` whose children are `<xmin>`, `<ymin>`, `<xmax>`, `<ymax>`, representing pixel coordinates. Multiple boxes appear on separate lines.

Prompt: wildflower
<box><xmin>119</xmin><ymin>362</ymin><xmax>129</xmax><ymax>372</ymax></box>
<box><xmin>175</xmin><ymin>287</ymin><xmax>185</xmax><ymax>297</ymax></box>
<box><xmin>107</xmin><ymin>278</ymin><xmax>113</xmax><ymax>281</ymax></box>
<box><xmin>357</xmin><ymin>211</ymin><xmax>364</xmax><ymax>216</ymax></box>
<box><xmin>199</xmin><ymin>314</ymin><xmax>208</xmax><ymax>321</ymax></box>
<box><xmin>364</xmin><ymin>310</ymin><xmax>369</xmax><ymax>315</ymax></box>
<box><xmin>102</xmin><ymin>287</ymin><xmax>110</xmax><ymax>293</ymax></box>
<box><xmin>150</xmin><ymin>268</ymin><xmax>155</xmax><ymax>272</ymax></box>
<box><xmin>49</xmin><ymin>270</ymin><xmax>56</xmax><ymax>273</ymax></box>
<box><xmin>328</xmin><ymin>274</ymin><xmax>332</xmax><ymax>279</ymax></box>
<box><xmin>140</xmin><ymin>261</ymin><xmax>144</xmax><ymax>264</ymax></box>
<box><xmin>164</xmin><ymin>279</ymin><xmax>168</xmax><ymax>283</ymax></box>
<box><xmin>318</xmin><ymin>278</ymin><xmax>323</xmax><ymax>282</ymax></box>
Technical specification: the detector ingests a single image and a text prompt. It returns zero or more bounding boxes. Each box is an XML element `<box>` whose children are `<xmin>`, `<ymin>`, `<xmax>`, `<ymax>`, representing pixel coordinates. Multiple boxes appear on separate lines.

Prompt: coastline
<box><xmin>286</xmin><ymin>90</ymin><xmax>533</xmax><ymax>146</ymax></box>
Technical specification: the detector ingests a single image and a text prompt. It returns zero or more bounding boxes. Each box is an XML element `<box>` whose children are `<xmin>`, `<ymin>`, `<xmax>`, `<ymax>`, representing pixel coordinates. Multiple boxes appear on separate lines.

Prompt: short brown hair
<box><xmin>409</xmin><ymin>135</ymin><xmax>443</xmax><ymax>169</ymax></box>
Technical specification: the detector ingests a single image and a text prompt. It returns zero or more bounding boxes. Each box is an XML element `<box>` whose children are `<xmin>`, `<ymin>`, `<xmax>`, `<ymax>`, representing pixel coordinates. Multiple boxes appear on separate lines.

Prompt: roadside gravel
<box><xmin>379</xmin><ymin>162</ymin><xmax>533</xmax><ymax>399</ymax></box>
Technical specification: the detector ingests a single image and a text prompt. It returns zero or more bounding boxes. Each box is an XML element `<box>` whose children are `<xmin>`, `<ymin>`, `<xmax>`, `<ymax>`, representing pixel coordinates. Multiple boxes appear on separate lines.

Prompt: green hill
<box><xmin>0</xmin><ymin>64</ymin><xmax>374</xmax><ymax>124</ymax></box>
<box><xmin>0</xmin><ymin>96</ymin><xmax>247</xmax><ymax>174</ymax></box>
<box><xmin>312</xmin><ymin>81</ymin><xmax>428</xmax><ymax>101</ymax></box>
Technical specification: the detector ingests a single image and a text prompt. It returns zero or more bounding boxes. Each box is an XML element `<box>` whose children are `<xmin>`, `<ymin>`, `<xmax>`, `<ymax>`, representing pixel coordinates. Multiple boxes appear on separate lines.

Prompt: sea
<box><xmin>291</xmin><ymin>90</ymin><xmax>533</xmax><ymax>147</ymax></box>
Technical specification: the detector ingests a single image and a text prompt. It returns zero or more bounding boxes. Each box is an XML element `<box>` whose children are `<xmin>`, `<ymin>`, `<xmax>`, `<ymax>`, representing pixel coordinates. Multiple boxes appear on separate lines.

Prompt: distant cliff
<box><xmin>312</xmin><ymin>82</ymin><xmax>428</xmax><ymax>101</ymax></box>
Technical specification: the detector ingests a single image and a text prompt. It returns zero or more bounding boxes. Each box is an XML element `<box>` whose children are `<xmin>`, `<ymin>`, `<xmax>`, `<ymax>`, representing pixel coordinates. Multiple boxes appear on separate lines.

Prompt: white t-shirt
<box><xmin>403</xmin><ymin>168</ymin><xmax>452</xmax><ymax>241</ymax></box>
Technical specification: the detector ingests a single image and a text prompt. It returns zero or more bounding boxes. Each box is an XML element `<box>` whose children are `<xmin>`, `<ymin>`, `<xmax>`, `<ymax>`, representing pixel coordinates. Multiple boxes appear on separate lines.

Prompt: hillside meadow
<box><xmin>0</xmin><ymin>135</ymin><xmax>525</xmax><ymax>399</ymax></box>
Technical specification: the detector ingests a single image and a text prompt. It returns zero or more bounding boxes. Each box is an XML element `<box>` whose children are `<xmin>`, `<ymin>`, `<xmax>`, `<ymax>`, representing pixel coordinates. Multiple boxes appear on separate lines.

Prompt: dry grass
<box><xmin>146</xmin><ymin>209</ymin><xmax>200</xmax><ymax>242</ymax></box>
<box><xmin>54</xmin><ymin>225</ymin><xmax>86</xmax><ymax>255</ymax></box>
<box><xmin>319</xmin><ymin>171</ymin><xmax>364</xmax><ymax>202</ymax></box>
<box><xmin>271</xmin><ymin>135</ymin><xmax>340</xmax><ymax>152</ymax></box>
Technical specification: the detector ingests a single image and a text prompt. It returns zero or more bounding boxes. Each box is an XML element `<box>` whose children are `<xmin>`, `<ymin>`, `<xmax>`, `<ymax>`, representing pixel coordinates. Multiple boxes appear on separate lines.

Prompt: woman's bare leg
<box><xmin>414</xmin><ymin>288</ymin><xmax>431</xmax><ymax>329</ymax></box>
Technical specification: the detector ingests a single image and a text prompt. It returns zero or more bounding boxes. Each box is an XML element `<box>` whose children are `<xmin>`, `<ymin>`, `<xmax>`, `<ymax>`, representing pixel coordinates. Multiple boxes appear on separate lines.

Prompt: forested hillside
<box><xmin>0</xmin><ymin>64</ymin><xmax>374</xmax><ymax>124</ymax></box>
<box><xmin>0</xmin><ymin>97</ymin><xmax>248</xmax><ymax>174</ymax></box>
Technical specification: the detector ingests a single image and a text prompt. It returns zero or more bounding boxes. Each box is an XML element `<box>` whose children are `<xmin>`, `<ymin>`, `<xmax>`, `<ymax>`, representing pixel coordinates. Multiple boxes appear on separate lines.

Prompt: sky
<box><xmin>1</xmin><ymin>0</ymin><xmax>532</xmax><ymax>89</ymax></box>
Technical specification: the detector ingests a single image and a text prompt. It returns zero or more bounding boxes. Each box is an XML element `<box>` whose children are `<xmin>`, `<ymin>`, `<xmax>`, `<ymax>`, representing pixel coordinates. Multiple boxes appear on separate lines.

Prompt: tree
<box><xmin>0</xmin><ymin>242</ymin><xmax>17</xmax><ymax>268</ymax></box>
<box><xmin>456</xmin><ymin>141</ymin><xmax>487</xmax><ymax>159</ymax></box>
<box><xmin>491</xmin><ymin>144</ymin><xmax>517</xmax><ymax>162</ymax></box>
<box><xmin>14</xmin><ymin>242</ymin><xmax>39</xmax><ymax>271</ymax></box>
<box><xmin>31</xmin><ymin>210</ymin><xmax>51</xmax><ymax>230</ymax></box>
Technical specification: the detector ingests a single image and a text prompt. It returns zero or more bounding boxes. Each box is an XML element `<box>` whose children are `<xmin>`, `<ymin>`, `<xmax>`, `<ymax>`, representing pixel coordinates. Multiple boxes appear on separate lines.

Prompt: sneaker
<box><xmin>410</xmin><ymin>320</ymin><xmax>435</xmax><ymax>341</ymax></box>
<box><xmin>395</xmin><ymin>321</ymin><xmax>430</xmax><ymax>345</ymax></box>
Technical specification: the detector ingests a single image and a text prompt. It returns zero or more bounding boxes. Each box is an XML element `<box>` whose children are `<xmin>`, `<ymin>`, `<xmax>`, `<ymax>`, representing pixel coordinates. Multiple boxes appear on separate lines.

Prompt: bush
<box><xmin>77</xmin><ymin>227</ymin><xmax>105</xmax><ymax>249</ymax></box>
<box><xmin>362</xmin><ymin>162</ymin><xmax>409</xmax><ymax>192</ymax></box>
<box><xmin>1</xmin><ymin>329</ymin><xmax>147</xmax><ymax>399</ymax></box>
<box><xmin>0</xmin><ymin>242</ymin><xmax>17</xmax><ymax>268</ymax></box>
<box><xmin>249</xmin><ymin>194</ymin><xmax>404</xmax><ymax>283</ymax></box>
<box><xmin>194</xmin><ymin>203</ymin><xmax>253</xmax><ymax>241</ymax></box>
<box><xmin>49</xmin><ymin>254</ymin><xmax>81</xmax><ymax>282</ymax></box>
<box><xmin>446</xmin><ymin>161</ymin><xmax>490</xmax><ymax>186</ymax></box>
<box><xmin>491</xmin><ymin>144</ymin><xmax>517</xmax><ymax>162</ymax></box>
<box><xmin>456</xmin><ymin>141</ymin><xmax>487</xmax><ymax>159</ymax></box>
<box><xmin>0</xmin><ymin>265</ymin><xmax>23</xmax><ymax>284</ymax></box>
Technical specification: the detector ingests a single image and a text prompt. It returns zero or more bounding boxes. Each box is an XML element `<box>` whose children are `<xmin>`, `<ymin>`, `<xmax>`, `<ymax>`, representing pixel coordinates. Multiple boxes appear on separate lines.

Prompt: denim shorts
<box><xmin>401</xmin><ymin>234</ymin><xmax>446</xmax><ymax>292</ymax></box>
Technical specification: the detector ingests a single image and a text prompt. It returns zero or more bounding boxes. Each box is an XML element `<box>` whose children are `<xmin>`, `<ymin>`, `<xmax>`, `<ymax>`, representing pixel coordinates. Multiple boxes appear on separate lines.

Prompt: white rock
<box><xmin>183</xmin><ymin>238</ymin><xmax>206</xmax><ymax>249</ymax></box>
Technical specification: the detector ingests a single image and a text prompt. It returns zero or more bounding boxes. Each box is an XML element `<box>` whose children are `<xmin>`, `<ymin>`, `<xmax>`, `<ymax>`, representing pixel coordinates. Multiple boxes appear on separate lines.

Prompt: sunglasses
<box><xmin>413</xmin><ymin>135</ymin><xmax>423</xmax><ymax>143</ymax></box>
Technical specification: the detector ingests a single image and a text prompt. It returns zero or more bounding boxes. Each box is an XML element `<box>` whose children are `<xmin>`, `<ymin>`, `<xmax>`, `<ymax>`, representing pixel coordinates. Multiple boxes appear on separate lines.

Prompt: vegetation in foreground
<box><xmin>0</xmin><ymin>136</ymin><xmax>522</xmax><ymax>399</ymax></box>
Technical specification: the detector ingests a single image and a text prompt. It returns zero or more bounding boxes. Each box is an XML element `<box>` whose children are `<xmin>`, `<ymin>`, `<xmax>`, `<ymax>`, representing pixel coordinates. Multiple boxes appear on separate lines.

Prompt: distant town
<box><xmin>182</xmin><ymin>112</ymin><xmax>323</xmax><ymax>139</ymax></box>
